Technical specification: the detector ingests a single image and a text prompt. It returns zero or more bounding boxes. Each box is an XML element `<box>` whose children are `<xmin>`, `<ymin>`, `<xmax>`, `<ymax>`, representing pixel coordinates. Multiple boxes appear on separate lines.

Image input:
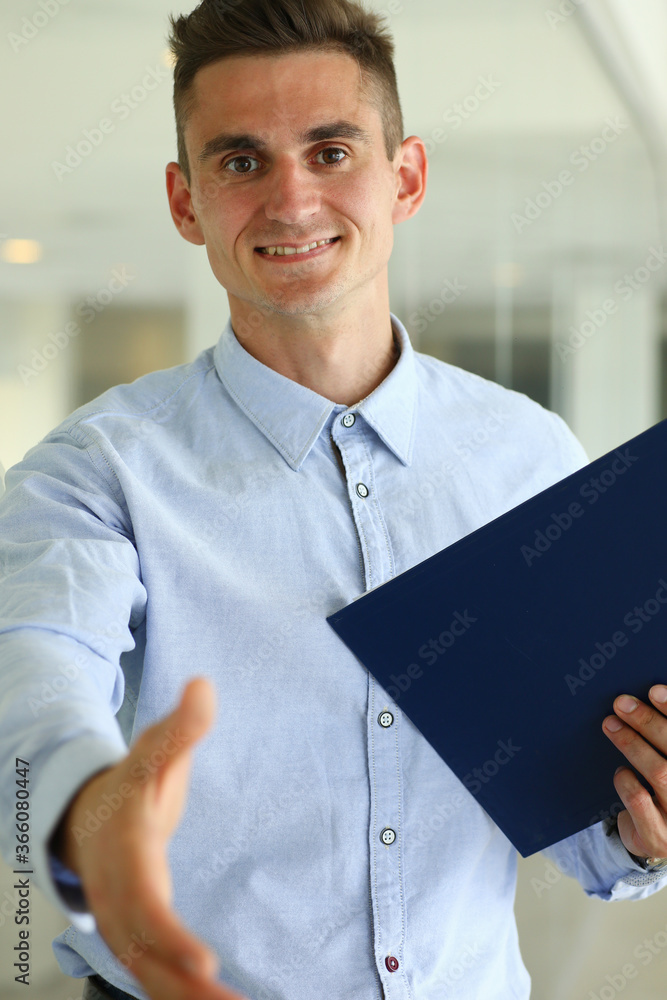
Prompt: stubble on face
<box><xmin>184</xmin><ymin>50</ymin><xmax>398</xmax><ymax>326</ymax></box>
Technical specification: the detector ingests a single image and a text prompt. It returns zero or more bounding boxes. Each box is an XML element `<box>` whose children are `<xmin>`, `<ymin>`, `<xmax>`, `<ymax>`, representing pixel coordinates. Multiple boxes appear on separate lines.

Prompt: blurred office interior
<box><xmin>1</xmin><ymin>0</ymin><xmax>667</xmax><ymax>997</ymax></box>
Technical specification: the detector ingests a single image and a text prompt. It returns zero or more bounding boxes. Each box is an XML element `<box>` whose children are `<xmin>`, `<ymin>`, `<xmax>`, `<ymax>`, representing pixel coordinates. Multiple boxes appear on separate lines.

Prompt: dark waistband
<box><xmin>90</xmin><ymin>973</ymin><xmax>140</xmax><ymax>1000</ymax></box>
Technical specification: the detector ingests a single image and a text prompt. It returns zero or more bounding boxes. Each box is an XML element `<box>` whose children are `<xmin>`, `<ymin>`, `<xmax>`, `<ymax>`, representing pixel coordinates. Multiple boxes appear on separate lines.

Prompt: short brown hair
<box><xmin>167</xmin><ymin>0</ymin><xmax>404</xmax><ymax>185</ymax></box>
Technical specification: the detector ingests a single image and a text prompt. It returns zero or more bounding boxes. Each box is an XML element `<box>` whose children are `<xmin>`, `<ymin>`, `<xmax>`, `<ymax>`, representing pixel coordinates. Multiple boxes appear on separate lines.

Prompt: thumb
<box><xmin>172</xmin><ymin>676</ymin><xmax>217</xmax><ymax>744</ymax></box>
<box><xmin>137</xmin><ymin>676</ymin><xmax>217</xmax><ymax>765</ymax></box>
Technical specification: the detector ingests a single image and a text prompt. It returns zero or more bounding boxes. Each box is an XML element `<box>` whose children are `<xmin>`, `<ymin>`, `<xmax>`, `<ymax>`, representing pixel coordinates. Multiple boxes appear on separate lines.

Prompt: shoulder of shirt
<box><xmin>44</xmin><ymin>348</ymin><xmax>217</xmax><ymax>444</ymax></box>
<box><xmin>413</xmin><ymin>348</ymin><xmax>534</xmax><ymax>410</ymax></box>
<box><xmin>412</xmin><ymin>348</ymin><xmax>589</xmax><ymax>469</ymax></box>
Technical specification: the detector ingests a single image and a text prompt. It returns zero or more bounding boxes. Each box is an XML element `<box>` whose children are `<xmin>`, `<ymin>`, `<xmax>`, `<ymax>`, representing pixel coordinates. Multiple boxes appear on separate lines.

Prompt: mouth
<box><xmin>254</xmin><ymin>236</ymin><xmax>341</xmax><ymax>261</ymax></box>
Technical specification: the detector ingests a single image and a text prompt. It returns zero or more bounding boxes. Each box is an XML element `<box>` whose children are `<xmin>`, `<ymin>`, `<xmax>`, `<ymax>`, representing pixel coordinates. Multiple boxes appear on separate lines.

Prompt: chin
<box><xmin>255</xmin><ymin>284</ymin><xmax>345</xmax><ymax>317</ymax></box>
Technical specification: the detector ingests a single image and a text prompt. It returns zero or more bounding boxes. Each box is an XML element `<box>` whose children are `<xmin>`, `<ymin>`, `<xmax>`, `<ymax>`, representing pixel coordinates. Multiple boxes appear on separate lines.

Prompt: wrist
<box><xmin>49</xmin><ymin>768</ymin><xmax>112</xmax><ymax>875</ymax></box>
<box><xmin>604</xmin><ymin>816</ymin><xmax>667</xmax><ymax>871</ymax></box>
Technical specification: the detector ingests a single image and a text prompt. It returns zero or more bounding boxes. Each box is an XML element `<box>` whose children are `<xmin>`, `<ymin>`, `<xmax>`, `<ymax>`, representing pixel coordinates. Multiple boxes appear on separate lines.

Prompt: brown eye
<box><xmin>225</xmin><ymin>156</ymin><xmax>259</xmax><ymax>174</ymax></box>
<box><xmin>316</xmin><ymin>148</ymin><xmax>347</xmax><ymax>166</ymax></box>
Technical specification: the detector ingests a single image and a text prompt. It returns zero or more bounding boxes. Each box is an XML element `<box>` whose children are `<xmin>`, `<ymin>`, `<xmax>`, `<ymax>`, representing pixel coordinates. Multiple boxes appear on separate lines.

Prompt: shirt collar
<box><xmin>213</xmin><ymin>313</ymin><xmax>417</xmax><ymax>471</ymax></box>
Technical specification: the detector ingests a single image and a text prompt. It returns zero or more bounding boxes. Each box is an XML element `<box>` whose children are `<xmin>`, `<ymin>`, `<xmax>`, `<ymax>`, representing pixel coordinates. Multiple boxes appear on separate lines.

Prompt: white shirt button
<box><xmin>378</xmin><ymin>711</ymin><xmax>394</xmax><ymax>728</ymax></box>
<box><xmin>342</xmin><ymin>413</ymin><xmax>356</xmax><ymax>428</ymax></box>
<box><xmin>356</xmin><ymin>483</ymin><xmax>369</xmax><ymax>499</ymax></box>
<box><xmin>380</xmin><ymin>827</ymin><xmax>396</xmax><ymax>846</ymax></box>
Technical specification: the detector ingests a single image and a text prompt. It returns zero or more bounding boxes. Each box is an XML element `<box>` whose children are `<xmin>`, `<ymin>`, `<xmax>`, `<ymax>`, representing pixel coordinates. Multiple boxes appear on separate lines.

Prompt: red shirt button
<box><xmin>385</xmin><ymin>956</ymin><xmax>399</xmax><ymax>972</ymax></box>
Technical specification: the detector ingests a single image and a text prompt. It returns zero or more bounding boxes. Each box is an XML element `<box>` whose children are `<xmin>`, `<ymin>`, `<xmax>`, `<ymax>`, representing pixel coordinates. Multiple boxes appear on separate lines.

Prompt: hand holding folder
<box><xmin>602</xmin><ymin>688</ymin><xmax>667</xmax><ymax>862</ymax></box>
<box><xmin>328</xmin><ymin>420</ymin><xmax>667</xmax><ymax>857</ymax></box>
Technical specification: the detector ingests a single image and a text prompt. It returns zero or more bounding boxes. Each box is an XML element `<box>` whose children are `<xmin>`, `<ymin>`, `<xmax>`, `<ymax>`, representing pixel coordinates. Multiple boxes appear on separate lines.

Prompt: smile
<box><xmin>255</xmin><ymin>237</ymin><xmax>341</xmax><ymax>257</ymax></box>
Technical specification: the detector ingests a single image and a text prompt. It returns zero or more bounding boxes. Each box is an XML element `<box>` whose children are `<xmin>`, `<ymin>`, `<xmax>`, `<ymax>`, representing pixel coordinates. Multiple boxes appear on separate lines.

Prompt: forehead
<box><xmin>187</xmin><ymin>49</ymin><xmax>382</xmax><ymax>147</ymax></box>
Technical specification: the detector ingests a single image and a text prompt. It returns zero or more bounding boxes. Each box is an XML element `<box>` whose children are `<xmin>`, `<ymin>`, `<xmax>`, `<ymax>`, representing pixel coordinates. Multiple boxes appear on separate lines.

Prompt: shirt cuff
<box><xmin>605</xmin><ymin>821</ymin><xmax>667</xmax><ymax>889</ymax></box>
<box><xmin>30</xmin><ymin>737</ymin><xmax>128</xmax><ymax>932</ymax></box>
<box><xmin>48</xmin><ymin>852</ymin><xmax>90</xmax><ymax>914</ymax></box>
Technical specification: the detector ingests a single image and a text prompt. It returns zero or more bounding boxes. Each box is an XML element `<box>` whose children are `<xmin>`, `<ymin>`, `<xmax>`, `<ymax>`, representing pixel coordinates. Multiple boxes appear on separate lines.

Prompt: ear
<box><xmin>166</xmin><ymin>162</ymin><xmax>206</xmax><ymax>246</ymax></box>
<box><xmin>392</xmin><ymin>136</ymin><xmax>428</xmax><ymax>225</ymax></box>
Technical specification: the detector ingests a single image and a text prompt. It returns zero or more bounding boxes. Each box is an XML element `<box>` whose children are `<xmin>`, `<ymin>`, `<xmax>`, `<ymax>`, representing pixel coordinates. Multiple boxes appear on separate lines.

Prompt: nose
<box><xmin>263</xmin><ymin>156</ymin><xmax>321</xmax><ymax>225</ymax></box>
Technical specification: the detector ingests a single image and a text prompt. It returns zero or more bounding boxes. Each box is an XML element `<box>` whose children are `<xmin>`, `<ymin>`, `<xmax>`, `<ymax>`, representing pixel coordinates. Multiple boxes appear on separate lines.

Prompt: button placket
<box><xmin>334</xmin><ymin>411</ymin><xmax>406</xmax><ymax>994</ymax></box>
<box><xmin>368</xmin><ymin>678</ymin><xmax>408</xmax><ymax>998</ymax></box>
<box><xmin>331</xmin><ymin>415</ymin><xmax>394</xmax><ymax>593</ymax></box>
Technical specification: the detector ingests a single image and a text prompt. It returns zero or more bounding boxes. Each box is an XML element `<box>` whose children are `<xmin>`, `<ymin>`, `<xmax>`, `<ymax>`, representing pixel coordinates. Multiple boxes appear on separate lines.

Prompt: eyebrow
<box><xmin>197</xmin><ymin>120</ymin><xmax>374</xmax><ymax>163</ymax></box>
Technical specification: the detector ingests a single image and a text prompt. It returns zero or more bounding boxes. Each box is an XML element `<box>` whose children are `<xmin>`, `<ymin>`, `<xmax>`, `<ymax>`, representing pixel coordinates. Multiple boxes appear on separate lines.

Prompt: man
<box><xmin>2</xmin><ymin>1</ymin><xmax>667</xmax><ymax>999</ymax></box>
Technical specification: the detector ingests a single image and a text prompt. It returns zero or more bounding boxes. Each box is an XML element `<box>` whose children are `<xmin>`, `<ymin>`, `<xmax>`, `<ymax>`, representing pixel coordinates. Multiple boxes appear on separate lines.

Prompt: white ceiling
<box><xmin>0</xmin><ymin>0</ymin><xmax>665</xmax><ymax>308</ymax></box>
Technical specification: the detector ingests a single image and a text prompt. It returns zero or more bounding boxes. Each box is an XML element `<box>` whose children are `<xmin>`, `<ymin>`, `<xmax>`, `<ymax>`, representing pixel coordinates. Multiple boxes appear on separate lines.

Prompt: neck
<box><xmin>227</xmin><ymin>289</ymin><xmax>400</xmax><ymax>406</ymax></box>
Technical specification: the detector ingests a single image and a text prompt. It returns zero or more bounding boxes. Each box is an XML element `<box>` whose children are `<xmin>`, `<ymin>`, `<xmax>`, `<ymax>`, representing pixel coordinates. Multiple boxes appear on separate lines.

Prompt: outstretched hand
<box><xmin>52</xmin><ymin>677</ymin><xmax>249</xmax><ymax>1000</ymax></box>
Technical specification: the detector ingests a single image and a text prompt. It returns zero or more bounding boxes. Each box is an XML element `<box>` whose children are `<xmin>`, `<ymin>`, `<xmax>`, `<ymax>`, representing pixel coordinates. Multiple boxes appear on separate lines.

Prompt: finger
<box><xmin>603</xmin><ymin>708</ymin><xmax>667</xmax><ymax>807</ymax></box>
<box><xmin>649</xmin><ymin>684</ymin><xmax>667</xmax><ymax>713</ymax></box>
<box><xmin>614</xmin><ymin>766</ymin><xmax>667</xmax><ymax>858</ymax></box>
<box><xmin>139</xmin><ymin>677</ymin><xmax>217</xmax><ymax>761</ymax></box>
<box><xmin>132</xmin><ymin>950</ymin><xmax>249</xmax><ymax>1000</ymax></box>
<box><xmin>177</xmin><ymin>676</ymin><xmax>217</xmax><ymax>739</ymax></box>
<box><xmin>95</xmin><ymin>889</ymin><xmax>221</xmax><ymax>989</ymax></box>
<box><xmin>130</xmin><ymin>677</ymin><xmax>216</xmax><ymax>812</ymax></box>
<box><xmin>612</xmin><ymin>693</ymin><xmax>667</xmax><ymax>751</ymax></box>
<box><xmin>90</xmin><ymin>831</ymin><xmax>220</xmax><ymax>981</ymax></box>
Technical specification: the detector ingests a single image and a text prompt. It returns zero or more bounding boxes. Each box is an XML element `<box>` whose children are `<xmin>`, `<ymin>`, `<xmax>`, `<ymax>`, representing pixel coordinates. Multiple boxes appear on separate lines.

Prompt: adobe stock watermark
<box><xmin>118</xmin><ymin>930</ymin><xmax>156</xmax><ymax>971</ymax></box>
<box><xmin>28</xmin><ymin>653</ymin><xmax>89</xmax><ymax>717</ymax></box>
<box><xmin>531</xmin><ymin>858</ymin><xmax>564</xmax><ymax>897</ymax></box>
<box><xmin>386</xmin><ymin>609</ymin><xmax>477</xmax><ymax>703</ymax></box>
<box><xmin>586</xmin><ymin>920</ymin><xmax>667</xmax><ymax>1000</ymax></box>
<box><xmin>512</xmin><ymin>117</ymin><xmax>629</xmax><ymax>233</ymax></box>
<box><xmin>408</xmin><ymin>276</ymin><xmax>468</xmax><ymax>334</ymax></box>
<box><xmin>377</xmin><ymin>0</ymin><xmax>404</xmax><ymax>17</ymax></box>
<box><xmin>557</xmin><ymin>246</ymin><xmax>667</xmax><ymax>361</ymax></box>
<box><xmin>415</xmin><ymin>788</ymin><xmax>467</xmax><ymax>848</ymax></box>
<box><xmin>393</xmin><ymin>409</ymin><xmax>511</xmax><ymax>521</ymax></box>
<box><xmin>204</xmin><ymin>777</ymin><xmax>313</xmax><ymax>879</ymax></box>
<box><xmin>254</xmin><ymin>898</ymin><xmax>369</xmax><ymax>1000</ymax></box>
<box><xmin>222</xmin><ymin>586</ymin><xmax>331</xmax><ymax>681</ymax></box>
<box><xmin>565</xmin><ymin>577</ymin><xmax>667</xmax><ymax>695</ymax></box>
<box><xmin>462</xmin><ymin>737</ymin><xmax>521</xmax><ymax>795</ymax></box>
<box><xmin>8</xmin><ymin>0</ymin><xmax>72</xmax><ymax>54</ymax></box>
<box><xmin>52</xmin><ymin>64</ymin><xmax>171</xmax><ymax>180</ymax></box>
<box><xmin>27</xmin><ymin>622</ymin><xmax>125</xmax><ymax>716</ymax></box>
<box><xmin>422</xmin><ymin>75</ymin><xmax>502</xmax><ymax>157</ymax></box>
<box><xmin>520</xmin><ymin>448</ymin><xmax>638</xmax><ymax>567</ymax></box>
<box><xmin>545</xmin><ymin>0</ymin><xmax>587</xmax><ymax>29</ymax></box>
<box><xmin>71</xmin><ymin>729</ymin><xmax>189</xmax><ymax>846</ymax></box>
<box><xmin>454</xmin><ymin>409</ymin><xmax>511</xmax><ymax>461</ymax></box>
<box><xmin>0</xmin><ymin>886</ymin><xmax>23</xmax><ymax>929</ymax></box>
<box><xmin>433</xmin><ymin>941</ymin><xmax>485</xmax><ymax>992</ymax></box>
<box><xmin>588</xmin><ymin>799</ymin><xmax>624</xmax><ymax>828</ymax></box>
<box><xmin>18</xmin><ymin>267</ymin><xmax>135</xmax><ymax>385</ymax></box>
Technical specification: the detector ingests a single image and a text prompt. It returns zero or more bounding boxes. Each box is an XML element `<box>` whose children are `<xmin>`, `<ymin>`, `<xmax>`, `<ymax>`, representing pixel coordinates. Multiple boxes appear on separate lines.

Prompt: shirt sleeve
<box><xmin>541</xmin><ymin>819</ymin><xmax>667</xmax><ymax>902</ymax></box>
<box><xmin>545</xmin><ymin>408</ymin><xmax>590</xmax><ymax>473</ymax></box>
<box><xmin>0</xmin><ymin>423</ymin><xmax>147</xmax><ymax>928</ymax></box>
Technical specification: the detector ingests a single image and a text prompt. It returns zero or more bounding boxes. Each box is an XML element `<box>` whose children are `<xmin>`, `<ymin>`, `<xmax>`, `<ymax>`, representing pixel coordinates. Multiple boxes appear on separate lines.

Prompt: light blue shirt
<box><xmin>1</xmin><ymin>315</ymin><xmax>665</xmax><ymax>1000</ymax></box>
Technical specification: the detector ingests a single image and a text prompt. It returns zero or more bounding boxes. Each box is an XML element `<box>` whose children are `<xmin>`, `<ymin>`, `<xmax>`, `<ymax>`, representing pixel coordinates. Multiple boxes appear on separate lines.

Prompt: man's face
<box><xmin>176</xmin><ymin>49</ymin><xmax>406</xmax><ymax>319</ymax></box>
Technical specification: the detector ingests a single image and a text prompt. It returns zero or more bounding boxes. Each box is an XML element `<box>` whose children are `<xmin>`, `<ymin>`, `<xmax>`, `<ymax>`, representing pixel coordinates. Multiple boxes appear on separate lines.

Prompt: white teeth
<box><xmin>260</xmin><ymin>238</ymin><xmax>336</xmax><ymax>256</ymax></box>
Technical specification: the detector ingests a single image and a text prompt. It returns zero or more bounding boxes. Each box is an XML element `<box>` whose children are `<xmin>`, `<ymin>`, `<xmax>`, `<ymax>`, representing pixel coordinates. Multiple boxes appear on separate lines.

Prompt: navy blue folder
<box><xmin>327</xmin><ymin>420</ymin><xmax>667</xmax><ymax>856</ymax></box>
